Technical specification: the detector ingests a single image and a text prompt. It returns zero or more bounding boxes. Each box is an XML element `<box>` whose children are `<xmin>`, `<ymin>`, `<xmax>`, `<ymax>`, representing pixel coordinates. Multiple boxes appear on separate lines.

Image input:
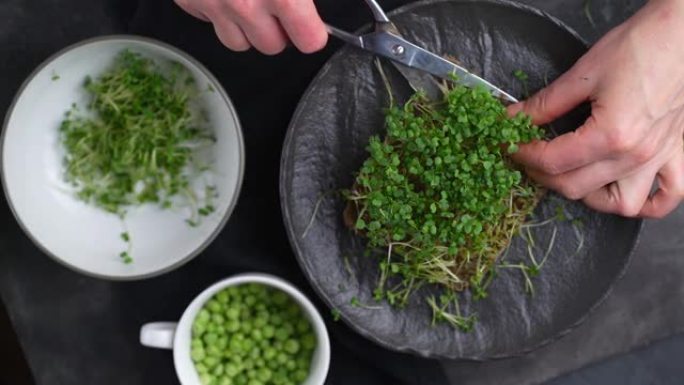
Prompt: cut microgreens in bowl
<box><xmin>343</xmin><ymin>78</ymin><xmax>560</xmax><ymax>331</ymax></box>
<box><xmin>59</xmin><ymin>50</ymin><xmax>217</xmax><ymax>263</ymax></box>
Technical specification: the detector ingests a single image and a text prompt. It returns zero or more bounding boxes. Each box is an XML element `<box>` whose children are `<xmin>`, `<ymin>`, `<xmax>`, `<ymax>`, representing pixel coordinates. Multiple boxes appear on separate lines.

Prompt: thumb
<box><xmin>507</xmin><ymin>65</ymin><xmax>595</xmax><ymax>126</ymax></box>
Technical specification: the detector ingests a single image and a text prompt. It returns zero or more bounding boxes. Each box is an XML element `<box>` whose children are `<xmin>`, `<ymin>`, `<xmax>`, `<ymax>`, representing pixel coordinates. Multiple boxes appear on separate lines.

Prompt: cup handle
<box><xmin>140</xmin><ymin>322</ymin><xmax>178</xmax><ymax>349</ymax></box>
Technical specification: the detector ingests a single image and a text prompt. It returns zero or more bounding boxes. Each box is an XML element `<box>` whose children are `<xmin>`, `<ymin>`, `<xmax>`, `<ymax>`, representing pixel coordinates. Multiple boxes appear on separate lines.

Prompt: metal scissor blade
<box><xmin>327</xmin><ymin>23</ymin><xmax>443</xmax><ymax>100</ymax></box>
<box><xmin>360</xmin><ymin>31</ymin><xmax>518</xmax><ymax>103</ymax></box>
<box><xmin>325</xmin><ymin>24</ymin><xmax>363</xmax><ymax>48</ymax></box>
<box><xmin>388</xmin><ymin>61</ymin><xmax>443</xmax><ymax>101</ymax></box>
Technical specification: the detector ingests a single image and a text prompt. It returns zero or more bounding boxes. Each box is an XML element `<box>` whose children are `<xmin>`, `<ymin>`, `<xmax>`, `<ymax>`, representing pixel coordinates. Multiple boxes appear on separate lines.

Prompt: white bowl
<box><xmin>1</xmin><ymin>36</ymin><xmax>245</xmax><ymax>279</ymax></box>
<box><xmin>140</xmin><ymin>273</ymin><xmax>331</xmax><ymax>385</ymax></box>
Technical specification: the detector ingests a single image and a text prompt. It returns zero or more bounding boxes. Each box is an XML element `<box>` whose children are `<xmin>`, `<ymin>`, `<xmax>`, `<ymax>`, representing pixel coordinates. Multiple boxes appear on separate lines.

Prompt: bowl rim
<box><xmin>0</xmin><ymin>34</ymin><xmax>246</xmax><ymax>281</ymax></box>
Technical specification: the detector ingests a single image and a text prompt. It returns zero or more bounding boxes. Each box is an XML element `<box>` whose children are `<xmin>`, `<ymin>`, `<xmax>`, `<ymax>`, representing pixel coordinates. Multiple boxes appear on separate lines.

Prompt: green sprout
<box><xmin>60</xmin><ymin>50</ymin><xmax>217</xmax><ymax>263</ymax></box>
<box><xmin>513</xmin><ymin>69</ymin><xmax>530</xmax><ymax>98</ymax></box>
<box><xmin>346</xmin><ymin>80</ymin><xmax>545</xmax><ymax>329</ymax></box>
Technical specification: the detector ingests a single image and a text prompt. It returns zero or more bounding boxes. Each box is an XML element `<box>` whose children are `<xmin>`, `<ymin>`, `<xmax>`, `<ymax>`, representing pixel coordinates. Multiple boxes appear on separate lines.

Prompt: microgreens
<box><xmin>59</xmin><ymin>50</ymin><xmax>216</xmax><ymax>263</ymax></box>
<box><xmin>60</xmin><ymin>50</ymin><xmax>214</xmax><ymax>217</ymax></box>
<box><xmin>347</xmin><ymin>81</ymin><xmax>546</xmax><ymax>329</ymax></box>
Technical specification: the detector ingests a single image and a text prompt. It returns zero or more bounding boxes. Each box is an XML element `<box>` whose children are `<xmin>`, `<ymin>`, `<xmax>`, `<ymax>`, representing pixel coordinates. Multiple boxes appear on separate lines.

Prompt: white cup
<box><xmin>140</xmin><ymin>273</ymin><xmax>331</xmax><ymax>385</ymax></box>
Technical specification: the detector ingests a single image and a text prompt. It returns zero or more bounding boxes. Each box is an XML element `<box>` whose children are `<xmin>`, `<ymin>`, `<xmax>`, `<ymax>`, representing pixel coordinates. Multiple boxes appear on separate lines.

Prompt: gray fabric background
<box><xmin>3</xmin><ymin>0</ymin><xmax>683</xmax><ymax>384</ymax></box>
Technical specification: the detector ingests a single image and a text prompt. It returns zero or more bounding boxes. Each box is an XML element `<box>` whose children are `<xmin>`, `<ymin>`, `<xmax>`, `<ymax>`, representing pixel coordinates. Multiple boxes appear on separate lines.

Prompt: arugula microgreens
<box><xmin>346</xmin><ymin>80</ymin><xmax>547</xmax><ymax>330</ymax></box>
<box><xmin>59</xmin><ymin>50</ymin><xmax>216</xmax><ymax>262</ymax></box>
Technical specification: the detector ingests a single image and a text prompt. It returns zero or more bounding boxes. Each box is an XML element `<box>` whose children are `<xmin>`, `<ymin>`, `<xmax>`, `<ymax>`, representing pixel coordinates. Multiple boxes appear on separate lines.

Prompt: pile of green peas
<box><xmin>191</xmin><ymin>283</ymin><xmax>316</xmax><ymax>385</ymax></box>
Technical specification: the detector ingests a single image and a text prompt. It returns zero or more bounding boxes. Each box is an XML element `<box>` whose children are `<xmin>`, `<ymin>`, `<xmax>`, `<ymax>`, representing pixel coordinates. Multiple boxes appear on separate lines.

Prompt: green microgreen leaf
<box><xmin>346</xmin><ymin>79</ymin><xmax>545</xmax><ymax>330</ymax></box>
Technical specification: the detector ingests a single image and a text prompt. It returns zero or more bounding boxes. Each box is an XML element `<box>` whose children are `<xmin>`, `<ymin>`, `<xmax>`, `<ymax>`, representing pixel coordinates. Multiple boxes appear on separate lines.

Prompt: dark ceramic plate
<box><xmin>280</xmin><ymin>0</ymin><xmax>642</xmax><ymax>359</ymax></box>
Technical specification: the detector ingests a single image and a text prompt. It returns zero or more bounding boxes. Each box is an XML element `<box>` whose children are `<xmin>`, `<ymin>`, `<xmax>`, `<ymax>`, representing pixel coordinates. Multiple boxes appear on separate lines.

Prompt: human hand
<box><xmin>509</xmin><ymin>0</ymin><xmax>684</xmax><ymax>218</ymax></box>
<box><xmin>175</xmin><ymin>0</ymin><xmax>328</xmax><ymax>54</ymax></box>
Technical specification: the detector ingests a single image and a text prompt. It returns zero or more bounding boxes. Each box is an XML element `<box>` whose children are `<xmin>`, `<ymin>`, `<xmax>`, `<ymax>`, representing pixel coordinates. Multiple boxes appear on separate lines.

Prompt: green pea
<box><xmin>267</xmin><ymin>359</ymin><xmax>279</xmax><ymax>370</ymax></box>
<box><xmin>197</xmin><ymin>309</ymin><xmax>211</xmax><ymax>322</ymax></box>
<box><xmin>218</xmin><ymin>377</ymin><xmax>233</xmax><ymax>385</ymax></box>
<box><xmin>226</xmin><ymin>320</ymin><xmax>241</xmax><ymax>333</ymax></box>
<box><xmin>204</xmin><ymin>333</ymin><xmax>219</xmax><ymax>345</ymax></box>
<box><xmin>294</xmin><ymin>369</ymin><xmax>308</xmax><ymax>383</ymax></box>
<box><xmin>216</xmin><ymin>291</ymin><xmax>229</xmax><ymax>304</ymax></box>
<box><xmin>191</xmin><ymin>338</ymin><xmax>204</xmax><ymax>349</ymax></box>
<box><xmin>212</xmin><ymin>314</ymin><xmax>226</xmax><ymax>324</ymax></box>
<box><xmin>295</xmin><ymin>319</ymin><xmax>310</xmax><ymax>334</ymax></box>
<box><xmin>272</xmin><ymin>292</ymin><xmax>288</xmax><ymax>306</ymax></box>
<box><xmin>283</xmin><ymin>340</ymin><xmax>300</xmax><ymax>354</ymax></box>
<box><xmin>217</xmin><ymin>336</ymin><xmax>228</xmax><ymax>350</ymax></box>
<box><xmin>225</xmin><ymin>363</ymin><xmax>240</xmax><ymax>377</ymax></box>
<box><xmin>251</xmin><ymin>329</ymin><xmax>263</xmax><ymax>341</ymax></box>
<box><xmin>247</xmin><ymin>380</ymin><xmax>262</xmax><ymax>385</ymax></box>
<box><xmin>255</xmin><ymin>358</ymin><xmax>265</xmax><ymax>368</ymax></box>
<box><xmin>207</xmin><ymin>323</ymin><xmax>218</xmax><ymax>333</ymax></box>
<box><xmin>207</xmin><ymin>299</ymin><xmax>222</xmax><ymax>313</ymax></box>
<box><xmin>235</xmin><ymin>374</ymin><xmax>247</xmax><ymax>385</ymax></box>
<box><xmin>191</xmin><ymin>347</ymin><xmax>206</xmax><ymax>362</ymax></box>
<box><xmin>240</xmin><ymin>309</ymin><xmax>252</xmax><ymax>321</ymax></box>
<box><xmin>246</xmin><ymin>370</ymin><xmax>256</xmax><ymax>380</ymax></box>
<box><xmin>213</xmin><ymin>364</ymin><xmax>225</xmax><ymax>376</ymax></box>
<box><xmin>226</xmin><ymin>286</ymin><xmax>238</xmax><ymax>297</ymax></box>
<box><xmin>240</xmin><ymin>322</ymin><xmax>252</xmax><ymax>334</ymax></box>
<box><xmin>196</xmin><ymin>363</ymin><xmax>209</xmax><ymax>374</ymax></box>
<box><xmin>204</xmin><ymin>356</ymin><xmax>219</xmax><ymax>368</ymax></box>
<box><xmin>285</xmin><ymin>303</ymin><xmax>300</xmax><ymax>317</ymax></box>
<box><xmin>243</xmin><ymin>359</ymin><xmax>255</xmax><ymax>370</ymax></box>
<box><xmin>255</xmin><ymin>303</ymin><xmax>267</xmax><ymax>312</ymax></box>
<box><xmin>274</xmin><ymin>328</ymin><xmax>290</xmax><ymax>342</ymax></box>
<box><xmin>256</xmin><ymin>309</ymin><xmax>269</xmax><ymax>319</ymax></box>
<box><xmin>301</xmin><ymin>333</ymin><xmax>316</xmax><ymax>350</ymax></box>
<box><xmin>276</xmin><ymin>352</ymin><xmax>288</xmax><ymax>365</ymax></box>
<box><xmin>263</xmin><ymin>325</ymin><xmax>275</xmax><ymax>339</ymax></box>
<box><xmin>270</xmin><ymin>314</ymin><xmax>283</xmax><ymax>326</ymax></box>
<box><xmin>193</xmin><ymin>322</ymin><xmax>207</xmax><ymax>335</ymax></box>
<box><xmin>257</xmin><ymin>368</ymin><xmax>272</xmax><ymax>382</ymax></box>
<box><xmin>226</xmin><ymin>307</ymin><xmax>240</xmax><ymax>320</ymax></box>
<box><xmin>259</xmin><ymin>339</ymin><xmax>270</xmax><ymax>349</ymax></box>
<box><xmin>285</xmin><ymin>360</ymin><xmax>296</xmax><ymax>372</ymax></box>
<box><xmin>229</xmin><ymin>337</ymin><xmax>243</xmax><ymax>352</ymax></box>
<box><xmin>242</xmin><ymin>338</ymin><xmax>254</xmax><ymax>352</ymax></box>
<box><xmin>254</xmin><ymin>317</ymin><xmax>267</xmax><ymax>328</ymax></box>
<box><xmin>296</xmin><ymin>357</ymin><xmax>310</xmax><ymax>372</ymax></box>
<box><xmin>244</xmin><ymin>295</ymin><xmax>256</xmax><ymax>306</ymax></box>
<box><xmin>232</xmin><ymin>355</ymin><xmax>244</xmax><ymax>365</ymax></box>
<box><xmin>199</xmin><ymin>373</ymin><xmax>213</xmax><ymax>385</ymax></box>
<box><xmin>263</xmin><ymin>347</ymin><xmax>277</xmax><ymax>360</ymax></box>
<box><xmin>245</xmin><ymin>283</ymin><xmax>258</xmax><ymax>294</ymax></box>
<box><xmin>273</xmin><ymin>341</ymin><xmax>283</xmax><ymax>351</ymax></box>
<box><xmin>207</xmin><ymin>345</ymin><xmax>222</xmax><ymax>358</ymax></box>
<box><xmin>275</xmin><ymin>368</ymin><xmax>288</xmax><ymax>383</ymax></box>
<box><xmin>249</xmin><ymin>347</ymin><xmax>261</xmax><ymax>360</ymax></box>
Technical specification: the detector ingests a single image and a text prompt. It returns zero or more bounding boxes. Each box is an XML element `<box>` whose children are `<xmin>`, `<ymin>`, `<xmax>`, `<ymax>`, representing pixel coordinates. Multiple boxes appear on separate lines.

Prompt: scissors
<box><xmin>325</xmin><ymin>0</ymin><xmax>518</xmax><ymax>103</ymax></box>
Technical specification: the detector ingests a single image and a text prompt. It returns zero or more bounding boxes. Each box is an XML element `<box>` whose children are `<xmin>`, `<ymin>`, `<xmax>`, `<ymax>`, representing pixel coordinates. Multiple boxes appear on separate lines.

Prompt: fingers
<box><xmin>512</xmin><ymin>116</ymin><xmax>611</xmax><ymax>175</ymax></box>
<box><xmin>582</xmin><ymin>168</ymin><xmax>657</xmax><ymax>217</ymax></box>
<box><xmin>175</xmin><ymin>0</ymin><xmax>210</xmax><ymax>22</ymax></box>
<box><xmin>202</xmin><ymin>0</ymin><xmax>327</xmax><ymax>54</ymax></box>
<box><xmin>525</xmin><ymin>157</ymin><xmax>632</xmax><ymax>200</ymax></box>
<box><xmin>213</xmin><ymin>18</ymin><xmax>251</xmax><ymax>51</ymax></box>
<box><xmin>270</xmin><ymin>0</ymin><xmax>328</xmax><ymax>53</ymax></box>
<box><xmin>236</xmin><ymin>13</ymin><xmax>288</xmax><ymax>55</ymax></box>
<box><xmin>639</xmin><ymin>151</ymin><xmax>684</xmax><ymax>218</ymax></box>
<box><xmin>508</xmin><ymin>62</ymin><xmax>595</xmax><ymax>126</ymax></box>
